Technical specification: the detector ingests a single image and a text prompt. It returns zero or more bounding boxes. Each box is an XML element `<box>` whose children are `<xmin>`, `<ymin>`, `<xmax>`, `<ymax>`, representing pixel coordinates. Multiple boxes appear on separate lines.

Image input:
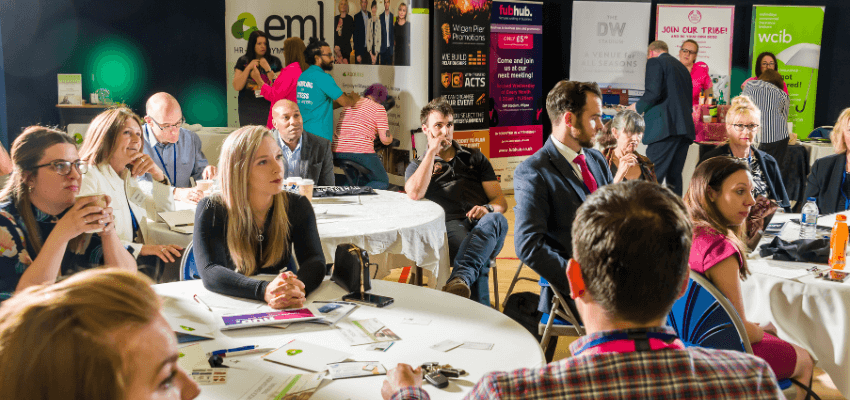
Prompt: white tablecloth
<box><xmin>146</xmin><ymin>190</ymin><xmax>451</xmax><ymax>288</ymax></box>
<box><xmin>800</xmin><ymin>142</ymin><xmax>836</xmax><ymax>167</ymax></box>
<box><xmin>154</xmin><ymin>279</ymin><xmax>545</xmax><ymax>400</ymax></box>
<box><xmin>742</xmin><ymin>212</ymin><xmax>850</xmax><ymax>397</ymax></box>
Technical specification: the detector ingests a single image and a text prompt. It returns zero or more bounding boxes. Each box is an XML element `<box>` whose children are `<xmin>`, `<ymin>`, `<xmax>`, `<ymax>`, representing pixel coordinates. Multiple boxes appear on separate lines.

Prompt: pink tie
<box><xmin>573</xmin><ymin>154</ymin><xmax>598</xmax><ymax>193</ymax></box>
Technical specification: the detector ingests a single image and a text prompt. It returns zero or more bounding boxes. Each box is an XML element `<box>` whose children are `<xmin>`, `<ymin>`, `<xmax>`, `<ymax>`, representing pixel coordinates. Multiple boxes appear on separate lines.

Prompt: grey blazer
<box><xmin>276</xmin><ymin>130</ymin><xmax>335</xmax><ymax>187</ymax></box>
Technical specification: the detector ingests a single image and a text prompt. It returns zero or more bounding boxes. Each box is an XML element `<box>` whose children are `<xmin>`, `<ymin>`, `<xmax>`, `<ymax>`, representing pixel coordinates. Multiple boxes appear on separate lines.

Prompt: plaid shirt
<box><xmin>391</xmin><ymin>327</ymin><xmax>783</xmax><ymax>400</ymax></box>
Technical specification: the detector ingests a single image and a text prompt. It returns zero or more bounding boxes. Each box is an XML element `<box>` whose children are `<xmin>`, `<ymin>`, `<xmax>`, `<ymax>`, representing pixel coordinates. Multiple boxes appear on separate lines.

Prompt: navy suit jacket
<box><xmin>514</xmin><ymin>138</ymin><xmax>613</xmax><ymax>312</ymax></box>
<box><xmin>379</xmin><ymin>12</ymin><xmax>394</xmax><ymax>55</ymax></box>
<box><xmin>806</xmin><ymin>152</ymin><xmax>846</xmax><ymax>214</ymax></box>
<box><xmin>636</xmin><ymin>53</ymin><xmax>695</xmax><ymax>145</ymax></box>
<box><xmin>353</xmin><ymin>11</ymin><xmax>371</xmax><ymax>55</ymax></box>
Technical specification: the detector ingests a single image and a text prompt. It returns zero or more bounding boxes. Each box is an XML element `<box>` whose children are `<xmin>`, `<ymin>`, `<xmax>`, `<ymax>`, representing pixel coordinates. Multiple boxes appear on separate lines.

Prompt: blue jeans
<box><xmin>334</xmin><ymin>152</ymin><xmax>389</xmax><ymax>190</ymax></box>
<box><xmin>445</xmin><ymin>212</ymin><xmax>508</xmax><ymax>305</ymax></box>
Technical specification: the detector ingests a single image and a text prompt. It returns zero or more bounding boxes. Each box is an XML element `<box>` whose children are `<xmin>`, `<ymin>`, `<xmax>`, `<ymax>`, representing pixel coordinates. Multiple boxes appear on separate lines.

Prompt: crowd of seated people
<box><xmin>0</xmin><ymin>33</ymin><xmax>843</xmax><ymax>399</ymax></box>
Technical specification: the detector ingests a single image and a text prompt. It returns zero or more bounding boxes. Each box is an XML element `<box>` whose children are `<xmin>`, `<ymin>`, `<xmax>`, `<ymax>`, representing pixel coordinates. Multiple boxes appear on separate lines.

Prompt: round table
<box><xmin>742</xmin><ymin>212</ymin><xmax>850</xmax><ymax>398</ymax></box>
<box><xmin>154</xmin><ymin>279</ymin><xmax>545</xmax><ymax>400</ymax></box>
<box><xmin>145</xmin><ymin>190</ymin><xmax>451</xmax><ymax>288</ymax></box>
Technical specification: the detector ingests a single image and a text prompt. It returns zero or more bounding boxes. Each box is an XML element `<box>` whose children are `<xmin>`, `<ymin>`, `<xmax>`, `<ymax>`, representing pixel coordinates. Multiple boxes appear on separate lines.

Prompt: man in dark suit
<box><xmin>353</xmin><ymin>0</ymin><xmax>371</xmax><ymax>64</ymax></box>
<box><xmin>514</xmin><ymin>81</ymin><xmax>613</xmax><ymax>353</ymax></box>
<box><xmin>271</xmin><ymin>99</ymin><xmax>334</xmax><ymax>186</ymax></box>
<box><xmin>628</xmin><ymin>40</ymin><xmax>695</xmax><ymax>196</ymax></box>
<box><xmin>378</xmin><ymin>0</ymin><xmax>394</xmax><ymax>65</ymax></box>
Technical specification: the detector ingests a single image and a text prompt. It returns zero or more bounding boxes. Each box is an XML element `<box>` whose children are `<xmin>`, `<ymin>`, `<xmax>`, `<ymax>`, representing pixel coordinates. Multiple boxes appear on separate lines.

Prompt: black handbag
<box><xmin>331</xmin><ymin>244</ymin><xmax>373</xmax><ymax>293</ymax></box>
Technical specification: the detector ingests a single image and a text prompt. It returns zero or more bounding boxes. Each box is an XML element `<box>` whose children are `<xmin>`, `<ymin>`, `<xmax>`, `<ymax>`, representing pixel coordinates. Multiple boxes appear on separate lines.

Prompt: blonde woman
<box><xmin>0</xmin><ymin>269</ymin><xmax>200</xmax><ymax>400</ymax></box>
<box><xmin>805</xmin><ymin>107</ymin><xmax>850</xmax><ymax>214</ymax></box>
<box><xmin>193</xmin><ymin>126</ymin><xmax>325</xmax><ymax>308</ymax></box>
<box><xmin>0</xmin><ymin>127</ymin><xmax>135</xmax><ymax>299</ymax></box>
<box><xmin>699</xmin><ymin>95</ymin><xmax>790</xmax><ymax>212</ymax></box>
<box><xmin>78</xmin><ymin>108</ymin><xmax>181</xmax><ymax>276</ymax></box>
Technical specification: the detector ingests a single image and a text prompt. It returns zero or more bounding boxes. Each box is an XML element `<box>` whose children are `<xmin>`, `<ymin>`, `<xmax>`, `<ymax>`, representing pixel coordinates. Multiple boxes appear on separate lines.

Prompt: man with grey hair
<box><xmin>628</xmin><ymin>40</ymin><xmax>694</xmax><ymax>196</ymax></box>
<box><xmin>140</xmin><ymin>92</ymin><xmax>215</xmax><ymax>204</ymax></box>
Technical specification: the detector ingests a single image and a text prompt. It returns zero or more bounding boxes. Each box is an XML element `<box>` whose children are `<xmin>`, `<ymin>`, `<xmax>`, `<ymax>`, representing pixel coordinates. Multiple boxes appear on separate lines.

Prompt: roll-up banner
<box><xmin>750</xmin><ymin>5</ymin><xmax>824</xmax><ymax>139</ymax></box>
<box><xmin>226</xmin><ymin>1</ymin><xmax>428</xmax><ymax>178</ymax></box>
<box><xmin>569</xmin><ymin>1</ymin><xmax>652</xmax><ymax>91</ymax></box>
<box><xmin>432</xmin><ymin>0</ymin><xmax>492</xmax><ymax>134</ymax></box>
<box><xmin>489</xmin><ymin>0</ymin><xmax>542</xmax><ymax>192</ymax></box>
<box><xmin>656</xmin><ymin>5</ymin><xmax>735</xmax><ymax>102</ymax></box>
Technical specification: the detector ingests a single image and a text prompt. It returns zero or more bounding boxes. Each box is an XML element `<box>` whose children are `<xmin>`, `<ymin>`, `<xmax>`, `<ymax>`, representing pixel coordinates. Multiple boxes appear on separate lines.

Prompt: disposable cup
<box><xmin>299</xmin><ymin>179</ymin><xmax>314</xmax><ymax>201</ymax></box>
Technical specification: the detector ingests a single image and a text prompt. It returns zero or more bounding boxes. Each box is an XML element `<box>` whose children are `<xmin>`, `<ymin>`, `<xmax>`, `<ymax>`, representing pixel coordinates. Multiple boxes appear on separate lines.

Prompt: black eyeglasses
<box><xmin>761</xmin><ymin>62</ymin><xmax>776</xmax><ymax>68</ymax></box>
<box><xmin>680</xmin><ymin>48</ymin><xmax>698</xmax><ymax>55</ymax></box>
<box><xmin>149</xmin><ymin>116</ymin><xmax>185</xmax><ymax>131</ymax></box>
<box><xmin>728</xmin><ymin>123</ymin><xmax>760</xmax><ymax>132</ymax></box>
<box><xmin>32</xmin><ymin>160</ymin><xmax>88</xmax><ymax>176</ymax></box>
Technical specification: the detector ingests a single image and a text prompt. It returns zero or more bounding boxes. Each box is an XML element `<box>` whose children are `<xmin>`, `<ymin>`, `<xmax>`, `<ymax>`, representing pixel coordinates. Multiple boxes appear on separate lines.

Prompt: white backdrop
<box><xmin>569</xmin><ymin>1</ymin><xmax>651</xmax><ymax>90</ymax></box>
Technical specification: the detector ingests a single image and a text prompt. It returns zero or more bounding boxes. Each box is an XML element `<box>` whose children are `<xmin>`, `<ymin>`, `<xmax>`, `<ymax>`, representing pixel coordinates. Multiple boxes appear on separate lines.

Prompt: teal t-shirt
<box><xmin>297</xmin><ymin>65</ymin><xmax>344</xmax><ymax>141</ymax></box>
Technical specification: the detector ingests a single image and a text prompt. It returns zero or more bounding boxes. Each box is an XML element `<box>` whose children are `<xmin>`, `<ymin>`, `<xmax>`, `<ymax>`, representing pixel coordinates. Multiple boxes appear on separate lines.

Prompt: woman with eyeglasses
<box><xmin>741</xmin><ymin>52</ymin><xmax>789</xmax><ymax>94</ymax></box>
<box><xmin>601</xmin><ymin>110</ymin><xmax>656</xmax><ymax>183</ymax></box>
<box><xmin>699</xmin><ymin>96</ymin><xmax>790</xmax><ymax>215</ymax></box>
<box><xmin>805</xmin><ymin>108</ymin><xmax>850</xmax><ymax>214</ymax></box>
<box><xmin>0</xmin><ymin>127</ymin><xmax>136</xmax><ymax>300</ymax></box>
<box><xmin>78</xmin><ymin>108</ymin><xmax>181</xmax><ymax>280</ymax></box>
<box><xmin>678</xmin><ymin>39</ymin><xmax>713</xmax><ymax>106</ymax></box>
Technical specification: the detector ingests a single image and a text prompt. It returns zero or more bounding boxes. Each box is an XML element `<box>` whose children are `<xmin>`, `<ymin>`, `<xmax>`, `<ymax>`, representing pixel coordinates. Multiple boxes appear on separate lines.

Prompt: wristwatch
<box><xmin>484</xmin><ymin>204</ymin><xmax>494</xmax><ymax>213</ymax></box>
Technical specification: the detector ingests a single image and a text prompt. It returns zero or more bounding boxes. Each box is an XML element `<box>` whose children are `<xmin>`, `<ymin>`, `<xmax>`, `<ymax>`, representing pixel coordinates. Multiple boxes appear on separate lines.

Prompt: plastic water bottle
<box><xmin>800</xmin><ymin>197</ymin><xmax>819</xmax><ymax>239</ymax></box>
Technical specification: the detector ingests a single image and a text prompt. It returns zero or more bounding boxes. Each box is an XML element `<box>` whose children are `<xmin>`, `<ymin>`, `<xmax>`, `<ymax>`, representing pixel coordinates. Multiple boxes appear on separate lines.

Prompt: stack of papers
<box><xmin>337</xmin><ymin>318</ymin><xmax>401</xmax><ymax>346</ymax></box>
<box><xmin>158</xmin><ymin>210</ymin><xmax>196</xmax><ymax>234</ymax></box>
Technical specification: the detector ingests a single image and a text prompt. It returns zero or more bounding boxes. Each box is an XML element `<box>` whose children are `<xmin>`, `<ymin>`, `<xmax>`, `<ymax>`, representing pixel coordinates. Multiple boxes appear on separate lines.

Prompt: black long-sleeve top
<box><xmin>193</xmin><ymin>194</ymin><xmax>325</xmax><ymax>301</ymax></box>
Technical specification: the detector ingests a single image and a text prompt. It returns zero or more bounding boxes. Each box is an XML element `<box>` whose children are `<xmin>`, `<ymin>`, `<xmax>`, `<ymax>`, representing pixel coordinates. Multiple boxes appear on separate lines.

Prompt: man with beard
<box><xmin>405</xmin><ymin>97</ymin><xmax>507</xmax><ymax>306</ymax></box>
<box><xmin>272</xmin><ymin>99</ymin><xmax>334</xmax><ymax>186</ymax></box>
<box><xmin>514</xmin><ymin>80</ymin><xmax>613</xmax><ymax>357</ymax></box>
<box><xmin>297</xmin><ymin>38</ymin><xmax>359</xmax><ymax>142</ymax></box>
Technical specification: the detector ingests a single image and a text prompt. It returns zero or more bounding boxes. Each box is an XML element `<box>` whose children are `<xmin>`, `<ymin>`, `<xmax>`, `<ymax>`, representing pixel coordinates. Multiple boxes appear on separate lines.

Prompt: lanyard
<box><xmin>842</xmin><ymin>170</ymin><xmax>850</xmax><ymax>211</ymax></box>
<box><xmin>573</xmin><ymin>330</ymin><xmax>682</xmax><ymax>356</ymax></box>
<box><xmin>153</xmin><ymin>142</ymin><xmax>177</xmax><ymax>184</ymax></box>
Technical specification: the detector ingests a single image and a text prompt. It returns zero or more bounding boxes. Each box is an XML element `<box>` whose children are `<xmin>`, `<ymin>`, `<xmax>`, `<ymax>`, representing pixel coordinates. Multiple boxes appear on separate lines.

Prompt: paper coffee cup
<box><xmin>285</xmin><ymin>177</ymin><xmax>302</xmax><ymax>192</ymax></box>
<box><xmin>299</xmin><ymin>179</ymin><xmax>314</xmax><ymax>201</ymax></box>
<box><xmin>195</xmin><ymin>179</ymin><xmax>214</xmax><ymax>191</ymax></box>
<box><xmin>75</xmin><ymin>193</ymin><xmax>108</xmax><ymax>232</ymax></box>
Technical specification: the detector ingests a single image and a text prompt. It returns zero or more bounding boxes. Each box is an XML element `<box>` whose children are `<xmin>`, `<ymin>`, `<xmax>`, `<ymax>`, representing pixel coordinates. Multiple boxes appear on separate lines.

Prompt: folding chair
<box><xmin>179</xmin><ymin>241</ymin><xmax>199</xmax><ymax>281</ymax></box>
<box><xmin>668</xmin><ymin>271</ymin><xmax>820</xmax><ymax>400</ymax></box>
<box><xmin>501</xmin><ymin>261</ymin><xmax>538</xmax><ymax>309</ymax></box>
<box><xmin>538</xmin><ymin>278</ymin><xmax>585</xmax><ymax>354</ymax></box>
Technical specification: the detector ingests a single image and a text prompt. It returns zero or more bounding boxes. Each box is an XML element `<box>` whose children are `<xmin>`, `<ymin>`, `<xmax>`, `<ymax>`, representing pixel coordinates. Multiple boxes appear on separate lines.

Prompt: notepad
<box><xmin>158</xmin><ymin>210</ymin><xmax>196</xmax><ymax>233</ymax></box>
<box><xmin>262</xmin><ymin>339</ymin><xmax>351</xmax><ymax>372</ymax></box>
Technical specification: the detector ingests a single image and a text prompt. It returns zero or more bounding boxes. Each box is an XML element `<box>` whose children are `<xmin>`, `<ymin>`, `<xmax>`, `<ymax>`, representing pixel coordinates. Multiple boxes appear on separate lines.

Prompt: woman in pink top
<box><xmin>684</xmin><ymin>156</ymin><xmax>814</xmax><ymax>400</ymax></box>
<box><xmin>741</xmin><ymin>52</ymin><xmax>789</xmax><ymax>94</ymax></box>
<box><xmin>256</xmin><ymin>37</ymin><xmax>308</xmax><ymax>129</ymax></box>
<box><xmin>679</xmin><ymin>39</ymin><xmax>713</xmax><ymax>106</ymax></box>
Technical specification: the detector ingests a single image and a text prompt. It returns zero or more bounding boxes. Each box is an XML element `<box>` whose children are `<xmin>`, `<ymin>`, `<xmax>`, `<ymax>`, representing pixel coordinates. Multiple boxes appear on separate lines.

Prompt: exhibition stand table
<box><xmin>154</xmin><ymin>278</ymin><xmax>546</xmax><ymax>399</ymax></box>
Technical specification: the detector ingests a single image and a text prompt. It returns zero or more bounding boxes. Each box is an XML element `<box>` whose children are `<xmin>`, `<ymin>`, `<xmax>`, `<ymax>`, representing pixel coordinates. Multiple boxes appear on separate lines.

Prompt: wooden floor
<box><xmin>383</xmin><ymin>194</ymin><xmax>845</xmax><ymax>399</ymax></box>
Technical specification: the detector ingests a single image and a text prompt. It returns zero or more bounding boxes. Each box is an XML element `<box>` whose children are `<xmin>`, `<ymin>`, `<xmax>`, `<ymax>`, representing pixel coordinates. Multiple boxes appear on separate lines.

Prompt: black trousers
<box><xmin>646</xmin><ymin>135</ymin><xmax>693</xmax><ymax>196</ymax></box>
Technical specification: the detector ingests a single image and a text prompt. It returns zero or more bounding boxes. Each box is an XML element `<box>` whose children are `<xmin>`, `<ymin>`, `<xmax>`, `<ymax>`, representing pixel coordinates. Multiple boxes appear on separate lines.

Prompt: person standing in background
<box><xmin>379</xmin><ymin>0</ymin><xmax>394</xmax><ymax>65</ymax></box>
<box><xmin>353</xmin><ymin>0</ymin><xmax>371</xmax><ymax>64</ymax></box>
<box><xmin>232</xmin><ymin>30</ymin><xmax>282</xmax><ymax>126</ymax></box>
<box><xmin>394</xmin><ymin>2</ymin><xmax>410</xmax><ymax>66</ymax></box>
<box><xmin>334</xmin><ymin>0</ymin><xmax>355</xmax><ymax>64</ymax></box>
<box><xmin>678</xmin><ymin>39</ymin><xmax>712</xmax><ymax>106</ymax></box>
<box><xmin>366</xmin><ymin>1</ymin><xmax>382</xmax><ymax>65</ymax></box>
<box><xmin>628</xmin><ymin>40</ymin><xmax>695</xmax><ymax>196</ymax></box>
<box><xmin>742</xmin><ymin>52</ymin><xmax>788</xmax><ymax>94</ymax></box>
<box><xmin>743</xmin><ymin>69</ymin><xmax>790</xmax><ymax>165</ymax></box>
<box><xmin>297</xmin><ymin>38</ymin><xmax>360</xmax><ymax>142</ymax></box>
<box><xmin>256</xmin><ymin>37</ymin><xmax>308</xmax><ymax>130</ymax></box>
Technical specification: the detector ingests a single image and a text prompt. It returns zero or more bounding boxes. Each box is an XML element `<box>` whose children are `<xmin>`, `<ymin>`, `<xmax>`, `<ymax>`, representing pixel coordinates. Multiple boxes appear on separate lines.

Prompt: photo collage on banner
<box><xmin>656</xmin><ymin>5</ymin><xmax>735</xmax><ymax>102</ymax></box>
<box><xmin>569</xmin><ymin>1</ymin><xmax>651</xmax><ymax>92</ymax></box>
<box><xmin>226</xmin><ymin>0</ymin><xmax>428</xmax><ymax>182</ymax></box>
<box><xmin>751</xmin><ymin>6</ymin><xmax>824</xmax><ymax>139</ymax></box>
<box><xmin>432</xmin><ymin>0</ymin><xmax>492</xmax><ymax>156</ymax></box>
<box><xmin>489</xmin><ymin>0</ymin><xmax>542</xmax><ymax>192</ymax></box>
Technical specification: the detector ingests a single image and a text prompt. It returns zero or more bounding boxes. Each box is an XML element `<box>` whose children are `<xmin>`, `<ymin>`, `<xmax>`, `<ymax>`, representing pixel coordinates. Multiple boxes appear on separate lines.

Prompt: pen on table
<box><xmin>207</xmin><ymin>345</ymin><xmax>274</xmax><ymax>357</ymax></box>
<box><xmin>193</xmin><ymin>294</ymin><xmax>213</xmax><ymax>312</ymax></box>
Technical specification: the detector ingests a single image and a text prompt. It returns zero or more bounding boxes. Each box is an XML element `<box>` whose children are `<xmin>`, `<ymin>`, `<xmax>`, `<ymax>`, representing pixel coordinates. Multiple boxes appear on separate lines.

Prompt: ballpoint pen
<box><xmin>193</xmin><ymin>294</ymin><xmax>213</xmax><ymax>312</ymax></box>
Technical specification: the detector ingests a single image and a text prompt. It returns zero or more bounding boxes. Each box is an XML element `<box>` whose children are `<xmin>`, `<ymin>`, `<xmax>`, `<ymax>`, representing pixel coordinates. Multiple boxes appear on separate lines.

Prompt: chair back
<box><xmin>667</xmin><ymin>270</ymin><xmax>753</xmax><ymax>353</ymax></box>
<box><xmin>180</xmin><ymin>241</ymin><xmax>200</xmax><ymax>281</ymax></box>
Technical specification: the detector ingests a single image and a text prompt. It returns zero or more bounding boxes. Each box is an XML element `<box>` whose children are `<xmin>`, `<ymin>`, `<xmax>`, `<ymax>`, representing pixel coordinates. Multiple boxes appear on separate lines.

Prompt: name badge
<box><xmin>255</xmin><ymin>89</ymin><xmax>263</xmax><ymax>98</ymax></box>
<box><xmin>127</xmin><ymin>185</ymin><xmax>147</xmax><ymax>207</ymax></box>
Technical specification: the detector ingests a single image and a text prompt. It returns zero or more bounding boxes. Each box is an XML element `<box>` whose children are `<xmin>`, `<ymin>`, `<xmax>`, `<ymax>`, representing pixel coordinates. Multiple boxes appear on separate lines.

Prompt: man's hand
<box><xmin>466</xmin><ymin>205</ymin><xmax>490</xmax><ymax>221</ymax></box>
<box><xmin>174</xmin><ymin>187</ymin><xmax>205</xmax><ymax>204</ymax></box>
<box><xmin>202</xmin><ymin>165</ymin><xmax>217</xmax><ymax>180</ymax></box>
<box><xmin>426</xmin><ymin>131</ymin><xmax>448</xmax><ymax>154</ymax></box>
<box><xmin>381</xmin><ymin>364</ymin><xmax>423</xmax><ymax>400</ymax></box>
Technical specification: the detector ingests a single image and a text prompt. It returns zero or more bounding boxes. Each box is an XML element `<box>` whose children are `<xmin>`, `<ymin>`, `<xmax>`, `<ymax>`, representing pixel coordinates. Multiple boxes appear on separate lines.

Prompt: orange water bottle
<box><xmin>829</xmin><ymin>215</ymin><xmax>849</xmax><ymax>270</ymax></box>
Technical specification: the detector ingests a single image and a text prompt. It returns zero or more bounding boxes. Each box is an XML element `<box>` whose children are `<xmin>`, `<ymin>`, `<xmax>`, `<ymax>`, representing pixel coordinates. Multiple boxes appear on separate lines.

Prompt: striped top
<box><xmin>743</xmin><ymin>79</ymin><xmax>790</xmax><ymax>144</ymax></box>
<box><xmin>333</xmin><ymin>98</ymin><xmax>389</xmax><ymax>154</ymax></box>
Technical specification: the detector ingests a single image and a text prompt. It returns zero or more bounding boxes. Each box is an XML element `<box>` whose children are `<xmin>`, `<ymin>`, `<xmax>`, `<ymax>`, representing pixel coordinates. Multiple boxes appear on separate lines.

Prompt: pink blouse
<box><xmin>689</xmin><ymin>227</ymin><xmax>742</xmax><ymax>275</ymax></box>
<box><xmin>690</xmin><ymin>62</ymin><xmax>713</xmax><ymax>106</ymax></box>
<box><xmin>260</xmin><ymin>62</ymin><xmax>303</xmax><ymax>129</ymax></box>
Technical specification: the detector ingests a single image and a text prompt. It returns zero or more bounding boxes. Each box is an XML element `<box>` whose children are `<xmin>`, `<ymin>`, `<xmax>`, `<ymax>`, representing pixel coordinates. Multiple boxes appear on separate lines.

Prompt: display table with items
<box><xmin>742</xmin><ymin>211</ymin><xmax>850</xmax><ymax>398</ymax></box>
<box><xmin>693</xmin><ymin>104</ymin><xmax>731</xmax><ymax>143</ymax></box>
<box><xmin>154</xmin><ymin>278</ymin><xmax>545</xmax><ymax>399</ymax></box>
<box><xmin>146</xmin><ymin>189</ymin><xmax>451</xmax><ymax>288</ymax></box>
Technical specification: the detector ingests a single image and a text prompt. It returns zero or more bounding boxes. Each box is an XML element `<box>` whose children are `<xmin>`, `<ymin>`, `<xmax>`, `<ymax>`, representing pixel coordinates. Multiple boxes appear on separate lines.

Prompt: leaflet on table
<box><xmin>747</xmin><ymin>259</ymin><xmax>813</xmax><ymax>280</ymax></box>
<box><xmin>165</xmin><ymin>315</ymin><xmax>215</xmax><ymax>343</ymax></box>
<box><xmin>218</xmin><ymin>306</ymin><xmax>321</xmax><ymax>331</ymax></box>
<box><xmin>337</xmin><ymin>318</ymin><xmax>401</xmax><ymax>346</ymax></box>
<box><xmin>326</xmin><ymin>361</ymin><xmax>387</xmax><ymax>379</ymax></box>
<box><xmin>178</xmin><ymin>343</ymin><xmax>210</xmax><ymax>372</ymax></box>
<box><xmin>309</xmin><ymin>301</ymin><xmax>359</xmax><ymax>326</ymax></box>
<box><xmin>262</xmin><ymin>339</ymin><xmax>351</xmax><ymax>372</ymax></box>
<box><xmin>237</xmin><ymin>372</ymin><xmax>324</xmax><ymax>400</ymax></box>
